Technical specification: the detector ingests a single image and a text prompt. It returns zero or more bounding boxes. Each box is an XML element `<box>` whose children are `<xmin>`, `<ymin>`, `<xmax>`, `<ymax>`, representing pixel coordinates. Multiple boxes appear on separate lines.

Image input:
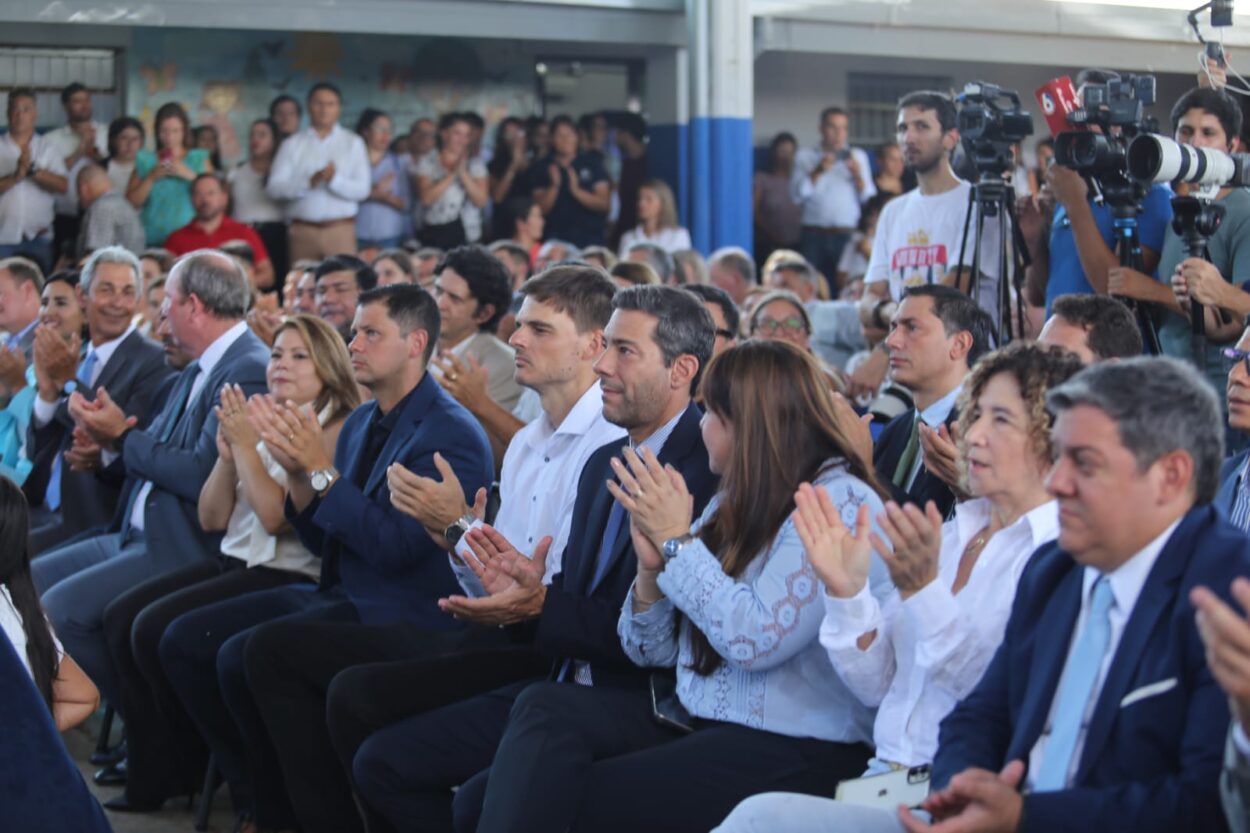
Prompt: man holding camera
<box><xmin>1022</xmin><ymin>70</ymin><xmax>1173</xmax><ymax>319</ymax></box>
<box><xmin>793</xmin><ymin>107</ymin><xmax>876</xmax><ymax>291</ymax></box>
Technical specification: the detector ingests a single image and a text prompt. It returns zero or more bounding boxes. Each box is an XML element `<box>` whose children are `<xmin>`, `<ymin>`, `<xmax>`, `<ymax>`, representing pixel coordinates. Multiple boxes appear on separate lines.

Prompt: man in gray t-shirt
<box><xmin>76</xmin><ymin>164</ymin><xmax>144</xmax><ymax>257</ymax></box>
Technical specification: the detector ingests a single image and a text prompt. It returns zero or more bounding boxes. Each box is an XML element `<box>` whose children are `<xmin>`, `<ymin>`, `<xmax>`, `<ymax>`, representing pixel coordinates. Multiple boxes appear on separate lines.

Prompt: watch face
<box><xmin>311</xmin><ymin>471</ymin><xmax>330</xmax><ymax>491</ymax></box>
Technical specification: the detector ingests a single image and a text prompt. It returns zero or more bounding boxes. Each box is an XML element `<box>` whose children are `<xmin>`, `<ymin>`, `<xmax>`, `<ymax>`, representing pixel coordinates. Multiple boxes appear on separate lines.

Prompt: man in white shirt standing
<box><xmin>45</xmin><ymin>83</ymin><xmax>109</xmax><ymax>265</ymax></box>
<box><xmin>850</xmin><ymin>91</ymin><xmax>1001</xmax><ymax>398</ymax></box>
<box><xmin>0</xmin><ymin>89</ymin><xmax>68</xmax><ymax>273</ymax></box>
<box><xmin>267</xmin><ymin>82</ymin><xmax>370</xmax><ymax>262</ymax></box>
<box><xmin>792</xmin><ymin>107</ymin><xmax>876</xmax><ymax>294</ymax></box>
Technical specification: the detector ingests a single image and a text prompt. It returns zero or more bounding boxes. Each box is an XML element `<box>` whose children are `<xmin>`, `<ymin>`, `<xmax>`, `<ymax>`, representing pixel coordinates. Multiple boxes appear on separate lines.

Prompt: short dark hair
<box><xmin>549</xmin><ymin>114</ymin><xmax>577</xmax><ymax>135</ymax></box>
<box><xmin>358</xmin><ymin>284</ymin><xmax>440</xmax><ymax>364</ymax></box>
<box><xmin>435</xmin><ymin>245</ymin><xmax>513</xmax><ymax>333</ymax></box>
<box><xmin>507</xmin><ymin>196</ymin><xmax>536</xmax><ymax>228</ymax></box>
<box><xmin>44</xmin><ymin>269</ymin><xmax>80</xmax><ymax>290</ymax></box>
<box><xmin>488</xmin><ymin>241</ymin><xmax>532</xmax><ymax>277</ymax></box>
<box><xmin>461</xmin><ymin>111</ymin><xmax>484</xmax><ymax>131</ymax></box>
<box><xmin>219</xmin><ymin>239</ymin><xmax>256</xmax><ymax>266</ymax></box>
<box><xmin>192</xmin><ymin>171</ymin><xmax>227</xmax><ymax>192</ymax></box>
<box><xmin>819</xmin><ymin>106</ymin><xmax>848</xmax><ymax>125</ymax></box>
<box><xmin>683</xmin><ymin>283</ymin><xmax>740</xmax><ymax>337</ymax></box>
<box><xmin>141</xmin><ymin>248</ymin><xmax>173</xmax><ymax>273</ymax></box>
<box><xmin>108</xmin><ymin>116</ymin><xmax>145</xmax><ymax>154</ymax></box>
<box><xmin>1050</xmin><ymin>294</ymin><xmax>1143</xmax><ymax>360</ymax></box>
<box><xmin>612</xmin><ymin>285</ymin><xmax>715</xmax><ymax>394</ymax></box>
<box><xmin>307</xmin><ymin>82</ymin><xmax>342</xmax><ymax>103</ymax></box>
<box><xmin>372</xmin><ymin>248</ymin><xmax>416</xmax><ymax>280</ymax></box>
<box><xmin>1170</xmin><ymin>86</ymin><xmax>1243</xmax><ymax>148</ymax></box>
<box><xmin>611</xmin><ymin>111</ymin><xmax>648</xmax><ymax>143</ymax></box>
<box><xmin>60</xmin><ymin>82</ymin><xmax>88</xmax><ymax>105</ymax></box>
<box><xmin>897</xmin><ymin>91</ymin><xmax>957</xmax><ymax>133</ymax></box>
<box><xmin>902</xmin><ymin>284</ymin><xmax>994</xmax><ymax>366</ymax></box>
<box><xmin>8</xmin><ymin>87</ymin><xmax>36</xmax><ymax>109</ymax></box>
<box><xmin>627</xmin><ymin>242</ymin><xmax>675</xmax><ymax>282</ymax></box>
<box><xmin>316</xmin><ymin>254</ymin><xmax>378</xmax><ymax>292</ymax></box>
<box><xmin>355</xmin><ymin>107</ymin><xmax>391</xmax><ymax>137</ymax></box>
<box><xmin>519</xmin><ymin>265</ymin><xmax>616</xmax><ymax>333</ymax></box>
<box><xmin>269</xmin><ymin>94</ymin><xmax>302</xmax><ymax>119</ymax></box>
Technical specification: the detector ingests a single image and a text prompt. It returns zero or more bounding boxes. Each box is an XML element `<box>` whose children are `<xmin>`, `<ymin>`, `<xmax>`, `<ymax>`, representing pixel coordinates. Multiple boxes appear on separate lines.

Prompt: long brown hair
<box><xmin>690</xmin><ymin>340</ymin><xmax>886</xmax><ymax>675</ymax></box>
<box><xmin>272</xmin><ymin>314</ymin><xmax>362</xmax><ymax>422</ymax></box>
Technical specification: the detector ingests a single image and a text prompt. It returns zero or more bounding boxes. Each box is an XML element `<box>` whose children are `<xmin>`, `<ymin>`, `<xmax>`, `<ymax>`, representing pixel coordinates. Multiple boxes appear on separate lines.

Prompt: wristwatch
<box><xmin>310</xmin><ymin>467</ymin><xmax>338</xmax><ymax>495</ymax></box>
<box><xmin>60</xmin><ymin>379</ymin><xmax>78</xmax><ymax>397</ymax></box>
<box><xmin>444</xmin><ymin>513</ymin><xmax>478</xmax><ymax>548</ymax></box>
<box><xmin>662</xmin><ymin>533</ymin><xmax>696</xmax><ymax>562</ymax></box>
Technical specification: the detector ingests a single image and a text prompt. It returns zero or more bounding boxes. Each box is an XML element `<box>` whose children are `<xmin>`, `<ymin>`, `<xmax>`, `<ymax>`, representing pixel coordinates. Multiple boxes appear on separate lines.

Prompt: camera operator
<box><xmin>1162</xmin><ymin>84</ymin><xmax>1250</xmax><ymax>412</ymax></box>
<box><xmin>851</xmin><ymin>91</ymin><xmax>1001</xmax><ymax>398</ymax></box>
<box><xmin>1022</xmin><ymin>70</ymin><xmax>1173</xmax><ymax>317</ymax></box>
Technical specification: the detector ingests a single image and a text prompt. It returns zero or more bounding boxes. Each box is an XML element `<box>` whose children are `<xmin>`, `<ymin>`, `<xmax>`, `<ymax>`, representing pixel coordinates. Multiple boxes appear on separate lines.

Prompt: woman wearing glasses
<box><xmin>749</xmin><ymin>289</ymin><xmax>847</xmax><ymax>392</ymax></box>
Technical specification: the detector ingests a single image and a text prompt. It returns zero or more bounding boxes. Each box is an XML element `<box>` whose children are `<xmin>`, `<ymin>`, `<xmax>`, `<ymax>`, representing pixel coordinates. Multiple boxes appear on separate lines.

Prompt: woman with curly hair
<box><xmin>714</xmin><ymin>341</ymin><xmax>1086</xmax><ymax>833</ymax></box>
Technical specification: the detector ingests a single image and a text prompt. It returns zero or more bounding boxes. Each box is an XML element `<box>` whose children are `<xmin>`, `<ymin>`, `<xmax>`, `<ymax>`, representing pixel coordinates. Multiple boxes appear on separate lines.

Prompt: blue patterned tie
<box><xmin>44</xmin><ymin>349</ymin><xmax>98</xmax><ymax>512</ymax></box>
<box><xmin>1232</xmin><ymin>460</ymin><xmax>1250</xmax><ymax>532</ymax></box>
<box><xmin>1033</xmin><ymin>576</ymin><xmax>1115</xmax><ymax>791</ymax></box>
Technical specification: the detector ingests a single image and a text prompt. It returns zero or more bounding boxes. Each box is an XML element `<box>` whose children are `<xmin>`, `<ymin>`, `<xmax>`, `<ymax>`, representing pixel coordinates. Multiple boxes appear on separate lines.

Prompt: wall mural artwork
<box><xmin>128</xmin><ymin>28</ymin><xmax>539</xmax><ymax>165</ymax></box>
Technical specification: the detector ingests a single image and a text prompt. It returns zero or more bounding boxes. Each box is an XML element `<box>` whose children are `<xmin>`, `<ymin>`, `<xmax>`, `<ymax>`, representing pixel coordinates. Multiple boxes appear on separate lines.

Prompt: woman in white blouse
<box><xmin>98</xmin><ymin>314</ymin><xmax>360</xmax><ymax>816</ymax></box>
<box><xmin>713</xmin><ymin>342</ymin><xmax>1086</xmax><ymax>833</ymax></box>
<box><xmin>618</xmin><ymin>178</ymin><xmax>692</xmax><ymax>257</ymax></box>
<box><xmin>0</xmin><ymin>476</ymin><xmax>98</xmax><ymax>730</ymax></box>
<box><xmin>229</xmin><ymin>118</ymin><xmax>288</xmax><ymax>288</ymax></box>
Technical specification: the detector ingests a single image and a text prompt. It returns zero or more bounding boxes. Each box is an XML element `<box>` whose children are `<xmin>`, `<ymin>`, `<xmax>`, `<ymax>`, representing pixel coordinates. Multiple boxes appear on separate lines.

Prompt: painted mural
<box><xmin>127</xmin><ymin>28</ymin><xmax>538</xmax><ymax>164</ymax></box>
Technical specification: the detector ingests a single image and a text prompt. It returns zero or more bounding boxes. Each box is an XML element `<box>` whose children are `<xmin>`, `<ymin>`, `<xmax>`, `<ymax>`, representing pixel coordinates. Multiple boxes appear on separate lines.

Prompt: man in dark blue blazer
<box><xmin>26</xmin><ymin>247</ymin><xmax>171</xmax><ymax>552</ymax></box>
<box><xmin>871</xmin><ymin>286</ymin><xmax>993</xmax><ymax>519</ymax></box>
<box><xmin>910</xmin><ymin>357</ymin><xmax>1250</xmax><ymax>833</ymax></box>
<box><xmin>30</xmin><ymin>249</ymin><xmax>269</xmax><ymax>712</ymax></box>
<box><xmin>157</xmin><ymin>284</ymin><xmax>494</xmax><ymax>832</ymax></box>
<box><xmin>1216</xmin><ymin>328</ymin><xmax>1250</xmax><ymax>524</ymax></box>
<box><xmin>348</xmin><ymin>285</ymin><xmax>720</xmax><ymax>833</ymax></box>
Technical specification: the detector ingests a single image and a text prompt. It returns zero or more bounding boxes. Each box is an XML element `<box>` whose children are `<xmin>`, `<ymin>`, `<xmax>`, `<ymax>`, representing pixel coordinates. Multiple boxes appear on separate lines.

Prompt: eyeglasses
<box><xmin>1224</xmin><ymin>347</ymin><xmax>1250</xmax><ymax>375</ymax></box>
<box><xmin>755</xmin><ymin>317</ymin><xmax>807</xmax><ymax>335</ymax></box>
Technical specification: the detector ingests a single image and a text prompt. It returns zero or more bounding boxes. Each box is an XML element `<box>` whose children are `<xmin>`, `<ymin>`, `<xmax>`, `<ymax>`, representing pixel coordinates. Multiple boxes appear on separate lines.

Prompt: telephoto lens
<box><xmin>1127</xmin><ymin>134</ymin><xmax>1250</xmax><ymax>187</ymax></box>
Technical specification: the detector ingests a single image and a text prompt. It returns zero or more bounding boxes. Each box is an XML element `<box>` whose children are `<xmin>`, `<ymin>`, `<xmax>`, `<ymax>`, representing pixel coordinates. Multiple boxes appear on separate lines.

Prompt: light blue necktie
<box><xmin>44</xmin><ymin>349</ymin><xmax>98</xmax><ymax>512</ymax></box>
<box><xmin>1033</xmin><ymin>575</ymin><xmax>1115</xmax><ymax>791</ymax></box>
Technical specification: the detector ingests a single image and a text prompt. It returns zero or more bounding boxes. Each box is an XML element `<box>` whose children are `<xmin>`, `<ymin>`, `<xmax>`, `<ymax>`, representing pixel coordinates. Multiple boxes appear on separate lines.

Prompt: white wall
<box><xmin>754</xmin><ymin>50</ymin><xmax>1200</xmax><ymax>161</ymax></box>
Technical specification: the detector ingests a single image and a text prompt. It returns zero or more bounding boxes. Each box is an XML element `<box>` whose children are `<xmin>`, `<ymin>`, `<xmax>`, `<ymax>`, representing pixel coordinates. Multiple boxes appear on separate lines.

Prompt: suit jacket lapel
<box><xmin>1074</xmin><ymin>511</ymin><xmax>1195</xmax><ymax>782</ymax></box>
<box><xmin>362</xmin><ymin>375</ymin><xmax>436</xmax><ymax>496</ymax></box>
<box><xmin>573</xmin><ymin>439</ymin><xmax>628</xmax><ymax>595</ymax></box>
<box><xmin>337</xmin><ymin>407</ymin><xmax>373</xmax><ymax>488</ymax></box>
<box><xmin>1011</xmin><ymin>565</ymin><xmax>1083</xmax><ymax>761</ymax></box>
<box><xmin>91</xmin><ymin>330</ymin><xmax>138</xmax><ymax>394</ymax></box>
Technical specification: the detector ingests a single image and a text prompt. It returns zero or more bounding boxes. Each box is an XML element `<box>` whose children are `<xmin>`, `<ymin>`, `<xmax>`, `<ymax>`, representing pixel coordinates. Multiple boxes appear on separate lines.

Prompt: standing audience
<box><xmin>128</xmin><ymin>102</ymin><xmax>212</xmax><ymax>247</ymax></box>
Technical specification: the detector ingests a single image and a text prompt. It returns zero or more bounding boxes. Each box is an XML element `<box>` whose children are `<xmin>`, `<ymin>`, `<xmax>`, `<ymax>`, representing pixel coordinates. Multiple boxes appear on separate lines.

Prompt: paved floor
<box><xmin>67</xmin><ymin>712</ymin><xmax>236</xmax><ymax>833</ymax></box>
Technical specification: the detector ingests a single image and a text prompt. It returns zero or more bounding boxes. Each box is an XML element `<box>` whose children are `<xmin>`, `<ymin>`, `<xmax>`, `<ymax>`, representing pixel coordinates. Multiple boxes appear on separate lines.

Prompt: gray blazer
<box><xmin>1224</xmin><ymin>724</ymin><xmax>1250</xmax><ymax>833</ymax></box>
<box><xmin>461</xmin><ymin>331</ymin><xmax>524</xmax><ymax>413</ymax></box>
<box><xmin>120</xmin><ymin>326</ymin><xmax>270</xmax><ymax>567</ymax></box>
<box><xmin>26</xmin><ymin>328</ymin><xmax>172</xmax><ymax>538</ymax></box>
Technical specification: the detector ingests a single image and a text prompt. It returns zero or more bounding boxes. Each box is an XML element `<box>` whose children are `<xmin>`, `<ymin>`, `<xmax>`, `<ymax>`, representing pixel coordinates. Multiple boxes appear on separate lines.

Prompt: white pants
<box><xmin>712</xmin><ymin>792</ymin><xmax>909</xmax><ymax>833</ymax></box>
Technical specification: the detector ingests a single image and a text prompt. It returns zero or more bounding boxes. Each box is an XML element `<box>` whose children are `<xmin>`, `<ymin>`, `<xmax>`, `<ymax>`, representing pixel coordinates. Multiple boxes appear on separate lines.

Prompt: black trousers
<box><xmin>100</xmin><ymin>557</ymin><xmax>312</xmax><ymax>805</ymax></box>
<box><xmin>242</xmin><ymin>617</ymin><xmax>535</xmax><ymax>833</ymax></box>
<box><xmin>470</xmin><ymin>682</ymin><xmax>873</xmax><ymax>833</ymax></box>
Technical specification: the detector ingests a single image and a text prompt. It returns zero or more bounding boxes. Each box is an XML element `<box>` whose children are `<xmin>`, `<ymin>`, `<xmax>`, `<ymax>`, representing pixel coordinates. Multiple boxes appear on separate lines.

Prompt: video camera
<box><xmin>956</xmin><ymin>82</ymin><xmax>1034</xmax><ymax>177</ymax></box>
<box><xmin>1052</xmin><ymin>72</ymin><xmax>1158</xmax><ymax>203</ymax></box>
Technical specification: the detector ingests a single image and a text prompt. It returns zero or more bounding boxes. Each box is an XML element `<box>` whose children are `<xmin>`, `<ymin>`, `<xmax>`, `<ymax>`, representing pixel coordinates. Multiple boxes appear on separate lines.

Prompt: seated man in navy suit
<box><xmin>157</xmin><ymin>284</ymin><xmax>493</xmax><ymax>832</ymax></box>
<box><xmin>348</xmin><ymin>285</ymin><xmax>721</xmax><ymax>832</ymax></box>
<box><xmin>1217</xmin><ymin>326</ymin><xmax>1250</xmax><ymax>527</ymax></box>
<box><xmin>908</xmin><ymin>357</ymin><xmax>1250</xmax><ymax>833</ymax></box>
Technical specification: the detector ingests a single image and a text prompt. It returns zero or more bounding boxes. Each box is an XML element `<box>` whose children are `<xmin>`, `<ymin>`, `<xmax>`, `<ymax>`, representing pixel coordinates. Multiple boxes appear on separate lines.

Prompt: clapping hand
<box><xmin>919</xmin><ymin>422</ymin><xmax>965</xmax><ymax>496</ymax></box>
<box><xmin>438</xmin><ymin>526</ymin><xmax>551</xmax><ymax>625</ymax></box>
<box><xmin>70</xmin><ymin>388</ymin><xmax>136</xmax><ymax>448</ymax></box>
<box><xmin>386</xmin><ymin>452</ymin><xmax>484</xmax><ymax>540</ymax></box>
<box><xmin>432</xmin><ymin>351</ymin><xmax>490</xmax><ymax>413</ymax></box>
<box><xmin>876</xmin><ymin>501</ymin><xmax>944</xmax><ymax>599</ymax></box>
<box><xmin>792</xmin><ymin>482</ymin><xmax>873</xmax><ymax>599</ymax></box>
<box><xmin>64</xmin><ymin>426</ymin><xmax>102</xmax><ymax>472</ymax></box>
<box><xmin>214</xmin><ymin>384</ymin><xmax>258</xmax><ymax>450</ymax></box>
<box><xmin>32</xmin><ymin>325</ymin><xmax>79</xmax><ymax>398</ymax></box>
<box><xmin>248</xmin><ymin>394</ymin><xmax>329</xmax><ymax>475</ymax></box>
<box><xmin>604</xmin><ymin>447</ymin><xmax>693</xmax><ymax>548</ymax></box>
<box><xmin>0</xmin><ymin>345</ymin><xmax>26</xmax><ymax>393</ymax></box>
<box><xmin>1193</xmin><ymin>578</ymin><xmax>1250</xmax><ymax>734</ymax></box>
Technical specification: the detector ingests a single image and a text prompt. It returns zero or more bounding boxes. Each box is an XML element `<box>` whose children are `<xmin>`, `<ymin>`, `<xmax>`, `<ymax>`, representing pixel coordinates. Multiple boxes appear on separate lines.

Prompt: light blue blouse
<box><xmin>618</xmin><ymin>461</ymin><xmax>893</xmax><ymax>743</ymax></box>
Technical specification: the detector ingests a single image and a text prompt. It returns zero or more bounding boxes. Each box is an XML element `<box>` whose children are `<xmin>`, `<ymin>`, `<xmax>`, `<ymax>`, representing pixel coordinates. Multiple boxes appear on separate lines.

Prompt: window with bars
<box><xmin>0</xmin><ymin>48</ymin><xmax>121</xmax><ymax>130</ymax></box>
<box><xmin>848</xmin><ymin>72</ymin><xmax>953</xmax><ymax>147</ymax></box>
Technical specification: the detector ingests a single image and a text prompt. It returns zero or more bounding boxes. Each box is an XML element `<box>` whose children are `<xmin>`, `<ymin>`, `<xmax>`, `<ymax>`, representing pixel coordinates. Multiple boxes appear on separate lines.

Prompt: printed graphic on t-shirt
<box><xmin>890</xmin><ymin>229</ymin><xmax>949</xmax><ymax>289</ymax></box>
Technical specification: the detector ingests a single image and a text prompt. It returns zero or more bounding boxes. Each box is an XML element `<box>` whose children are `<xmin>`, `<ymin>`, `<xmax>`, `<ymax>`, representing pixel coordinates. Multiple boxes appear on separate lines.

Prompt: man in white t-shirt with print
<box><xmin>851</xmin><ymin>90</ymin><xmax>1001</xmax><ymax>397</ymax></box>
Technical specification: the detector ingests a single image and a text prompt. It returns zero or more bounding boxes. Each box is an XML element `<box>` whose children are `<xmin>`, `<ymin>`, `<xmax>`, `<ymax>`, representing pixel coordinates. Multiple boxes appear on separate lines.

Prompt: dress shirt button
<box><xmin>544</xmin><ymin>455</ymin><xmax>550</xmax><ymax>463</ymax></box>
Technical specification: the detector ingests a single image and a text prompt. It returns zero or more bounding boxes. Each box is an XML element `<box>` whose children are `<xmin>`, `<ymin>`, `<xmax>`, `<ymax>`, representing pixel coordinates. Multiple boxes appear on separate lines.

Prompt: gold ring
<box><xmin>287</xmin><ymin>432</ymin><xmax>295</xmax><ymax>442</ymax></box>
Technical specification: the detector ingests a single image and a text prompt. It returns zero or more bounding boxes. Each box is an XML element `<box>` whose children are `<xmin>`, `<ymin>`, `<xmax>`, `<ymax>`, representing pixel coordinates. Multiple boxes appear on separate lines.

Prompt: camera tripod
<box><xmin>956</xmin><ymin>173</ymin><xmax>1029</xmax><ymax>346</ymax></box>
<box><xmin>1171</xmin><ymin>194</ymin><xmax>1228</xmax><ymax>370</ymax></box>
<box><xmin>1108</xmin><ymin>200</ymin><xmax>1163</xmax><ymax>356</ymax></box>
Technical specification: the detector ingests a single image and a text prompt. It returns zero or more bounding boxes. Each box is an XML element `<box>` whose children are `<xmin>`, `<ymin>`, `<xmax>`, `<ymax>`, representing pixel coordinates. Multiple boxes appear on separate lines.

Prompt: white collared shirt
<box><xmin>792</xmin><ymin>145</ymin><xmax>877</xmax><ymax>228</ymax></box>
<box><xmin>1026</xmin><ymin>518</ymin><xmax>1182</xmax><ymax>790</ymax></box>
<box><xmin>450</xmin><ymin>381</ymin><xmax>626</xmax><ymax>594</ymax></box>
<box><xmin>128</xmin><ymin>320</ymin><xmax>249</xmax><ymax>532</ymax></box>
<box><xmin>0</xmin><ymin>133</ymin><xmax>67</xmax><ymax>244</ymax></box>
<box><xmin>904</xmin><ymin>384</ymin><xmax>963</xmax><ymax>490</ymax></box>
<box><xmin>266</xmin><ymin>124</ymin><xmax>370</xmax><ymax>222</ymax></box>
<box><xmin>33</xmin><ymin>324</ymin><xmax>136</xmax><ymax>427</ymax></box>
<box><xmin>822</xmin><ymin>497</ymin><xmax>1058</xmax><ymax>767</ymax></box>
<box><xmin>45</xmin><ymin>121</ymin><xmax>109</xmax><ymax>215</ymax></box>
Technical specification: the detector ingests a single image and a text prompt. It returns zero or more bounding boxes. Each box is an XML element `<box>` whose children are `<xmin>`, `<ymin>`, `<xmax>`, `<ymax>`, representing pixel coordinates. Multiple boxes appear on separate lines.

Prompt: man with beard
<box><xmin>851</xmin><ymin>91</ymin><xmax>1001</xmax><ymax>397</ymax></box>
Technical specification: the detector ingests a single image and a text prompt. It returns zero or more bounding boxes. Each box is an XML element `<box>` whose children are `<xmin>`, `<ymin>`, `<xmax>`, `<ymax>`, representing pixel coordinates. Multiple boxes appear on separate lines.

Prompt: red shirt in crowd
<box><xmin>164</xmin><ymin>216</ymin><xmax>270</xmax><ymax>266</ymax></box>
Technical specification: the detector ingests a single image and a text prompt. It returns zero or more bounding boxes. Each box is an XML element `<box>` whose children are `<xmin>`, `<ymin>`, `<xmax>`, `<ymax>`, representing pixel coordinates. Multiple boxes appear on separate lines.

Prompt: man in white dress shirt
<box><xmin>45</xmin><ymin>83</ymin><xmax>110</xmax><ymax>264</ymax></box>
<box><xmin>267</xmin><ymin>82</ymin><xmax>370</xmax><ymax>262</ymax></box>
<box><xmin>793</xmin><ymin>107</ymin><xmax>876</xmax><ymax>292</ymax></box>
<box><xmin>0</xmin><ymin>89</ymin><xmax>68</xmax><ymax>272</ymax></box>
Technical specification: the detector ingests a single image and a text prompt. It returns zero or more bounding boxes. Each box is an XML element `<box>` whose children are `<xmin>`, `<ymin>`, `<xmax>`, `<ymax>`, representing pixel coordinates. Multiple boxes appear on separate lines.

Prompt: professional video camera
<box><xmin>1052</xmin><ymin>73</ymin><xmax>1158</xmax><ymax>199</ymax></box>
<box><xmin>956</xmin><ymin>82</ymin><xmax>1034</xmax><ymax>176</ymax></box>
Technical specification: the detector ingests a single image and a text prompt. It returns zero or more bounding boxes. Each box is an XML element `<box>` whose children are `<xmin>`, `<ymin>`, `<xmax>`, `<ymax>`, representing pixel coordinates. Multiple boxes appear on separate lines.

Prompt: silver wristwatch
<box><xmin>662</xmin><ymin>533</ymin><xmax>696</xmax><ymax>562</ymax></box>
<box><xmin>444</xmin><ymin>513</ymin><xmax>478</xmax><ymax>548</ymax></box>
<box><xmin>310</xmin><ymin>467</ymin><xmax>338</xmax><ymax>495</ymax></box>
